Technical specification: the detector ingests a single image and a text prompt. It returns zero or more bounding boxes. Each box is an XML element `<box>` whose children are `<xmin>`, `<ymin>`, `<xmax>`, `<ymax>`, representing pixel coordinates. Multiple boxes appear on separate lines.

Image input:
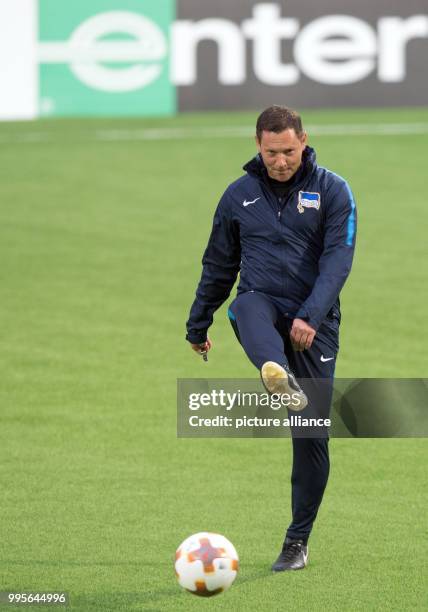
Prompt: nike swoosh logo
<box><xmin>320</xmin><ymin>355</ymin><xmax>334</xmax><ymax>362</ymax></box>
<box><xmin>243</xmin><ymin>197</ymin><xmax>260</xmax><ymax>207</ymax></box>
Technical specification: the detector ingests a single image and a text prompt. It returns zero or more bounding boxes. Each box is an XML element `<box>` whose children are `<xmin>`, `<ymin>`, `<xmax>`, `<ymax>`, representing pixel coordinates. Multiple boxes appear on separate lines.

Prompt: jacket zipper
<box><xmin>262</xmin><ymin>187</ymin><xmax>289</xmax><ymax>297</ymax></box>
<box><xmin>274</xmin><ymin>188</ymin><xmax>301</xmax><ymax>297</ymax></box>
<box><xmin>262</xmin><ymin>182</ymin><xmax>308</xmax><ymax>297</ymax></box>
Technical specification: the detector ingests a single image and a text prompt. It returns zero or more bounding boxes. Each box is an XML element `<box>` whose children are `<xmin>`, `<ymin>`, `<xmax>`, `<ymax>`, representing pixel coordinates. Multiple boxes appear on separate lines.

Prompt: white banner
<box><xmin>0</xmin><ymin>0</ymin><xmax>37</xmax><ymax>120</ymax></box>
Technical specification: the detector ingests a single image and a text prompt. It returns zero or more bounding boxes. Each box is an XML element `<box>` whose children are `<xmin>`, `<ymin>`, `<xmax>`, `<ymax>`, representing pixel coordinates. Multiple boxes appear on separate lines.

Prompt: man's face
<box><xmin>256</xmin><ymin>129</ymin><xmax>307</xmax><ymax>182</ymax></box>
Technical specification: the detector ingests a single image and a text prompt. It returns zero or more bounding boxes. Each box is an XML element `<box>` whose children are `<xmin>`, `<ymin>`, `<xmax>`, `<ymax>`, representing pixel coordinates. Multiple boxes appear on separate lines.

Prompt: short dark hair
<box><xmin>256</xmin><ymin>105</ymin><xmax>304</xmax><ymax>141</ymax></box>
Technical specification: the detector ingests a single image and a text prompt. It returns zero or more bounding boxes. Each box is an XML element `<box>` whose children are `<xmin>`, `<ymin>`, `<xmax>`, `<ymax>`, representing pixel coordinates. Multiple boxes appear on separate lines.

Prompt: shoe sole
<box><xmin>271</xmin><ymin>563</ymin><xmax>307</xmax><ymax>571</ymax></box>
<box><xmin>261</xmin><ymin>361</ymin><xmax>308</xmax><ymax>412</ymax></box>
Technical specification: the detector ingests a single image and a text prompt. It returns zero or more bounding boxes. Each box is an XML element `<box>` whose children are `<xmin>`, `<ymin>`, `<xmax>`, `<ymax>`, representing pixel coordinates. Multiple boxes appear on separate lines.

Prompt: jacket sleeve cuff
<box><xmin>295</xmin><ymin>308</ymin><xmax>320</xmax><ymax>331</ymax></box>
<box><xmin>186</xmin><ymin>330</ymin><xmax>208</xmax><ymax>344</ymax></box>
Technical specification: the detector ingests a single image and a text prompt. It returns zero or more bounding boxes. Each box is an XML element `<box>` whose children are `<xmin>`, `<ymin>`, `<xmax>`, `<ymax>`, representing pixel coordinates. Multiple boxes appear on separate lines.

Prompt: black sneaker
<box><xmin>271</xmin><ymin>538</ymin><xmax>309</xmax><ymax>571</ymax></box>
<box><xmin>261</xmin><ymin>361</ymin><xmax>308</xmax><ymax>411</ymax></box>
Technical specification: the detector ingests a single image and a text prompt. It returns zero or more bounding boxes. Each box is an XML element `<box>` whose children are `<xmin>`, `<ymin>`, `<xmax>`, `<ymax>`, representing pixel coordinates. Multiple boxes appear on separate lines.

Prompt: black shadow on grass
<box><xmin>234</xmin><ymin>562</ymin><xmax>303</xmax><ymax>588</ymax></box>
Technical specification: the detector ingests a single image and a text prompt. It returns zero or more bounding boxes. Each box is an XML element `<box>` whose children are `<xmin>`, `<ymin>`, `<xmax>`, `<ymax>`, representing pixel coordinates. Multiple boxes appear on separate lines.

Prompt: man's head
<box><xmin>256</xmin><ymin>105</ymin><xmax>307</xmax><ymax>182</ymax></box>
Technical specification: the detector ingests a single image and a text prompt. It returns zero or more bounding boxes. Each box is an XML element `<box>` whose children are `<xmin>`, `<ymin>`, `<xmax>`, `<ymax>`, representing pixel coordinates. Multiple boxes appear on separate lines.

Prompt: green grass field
<box><xmin>0</xmin><ymin>108</ymin><xmax>427</xmax><ymax>611</ymax></box>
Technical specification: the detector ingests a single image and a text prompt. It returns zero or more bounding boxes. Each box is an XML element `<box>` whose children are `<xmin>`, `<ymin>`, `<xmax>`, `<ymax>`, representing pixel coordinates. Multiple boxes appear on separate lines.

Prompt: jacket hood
<box><xmin>243</xmin><ymin>146</ymin><xmax>317</xmax><ymax>187</ymax></box>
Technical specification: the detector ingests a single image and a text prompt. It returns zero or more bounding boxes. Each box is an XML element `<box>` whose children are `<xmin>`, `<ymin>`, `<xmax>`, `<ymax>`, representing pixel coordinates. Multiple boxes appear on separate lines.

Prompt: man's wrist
<box><xmin>295</xmin><ymin>308</ymin><xmax>319</xmax><ymax>330</ymax></box>
<box><xmin>186</xmin><ymin>330</ymin><xmax>208</xmax><ymax>345</ymax></box>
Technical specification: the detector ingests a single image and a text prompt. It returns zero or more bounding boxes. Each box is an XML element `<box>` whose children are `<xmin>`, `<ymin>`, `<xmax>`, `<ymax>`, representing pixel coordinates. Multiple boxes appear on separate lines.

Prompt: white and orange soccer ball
<box><xmin>174</xmin><ymin>532</ymin><xmax>239</xmax><ymax>597</ymax></box>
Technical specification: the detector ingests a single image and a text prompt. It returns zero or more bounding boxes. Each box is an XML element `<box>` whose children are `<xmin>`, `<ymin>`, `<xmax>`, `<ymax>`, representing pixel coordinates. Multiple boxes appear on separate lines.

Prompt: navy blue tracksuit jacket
<box><xmin>186</xmin><ymin>147</ymin><xmax>356</xmax><ymax>345</ymax></box>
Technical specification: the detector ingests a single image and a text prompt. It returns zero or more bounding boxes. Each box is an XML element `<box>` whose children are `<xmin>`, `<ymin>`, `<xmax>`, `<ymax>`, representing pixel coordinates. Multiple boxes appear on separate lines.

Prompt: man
<box><xmin>186</xmin><ymin>106</ymin><xmax>356</xmax><ymax>571</ymax></box>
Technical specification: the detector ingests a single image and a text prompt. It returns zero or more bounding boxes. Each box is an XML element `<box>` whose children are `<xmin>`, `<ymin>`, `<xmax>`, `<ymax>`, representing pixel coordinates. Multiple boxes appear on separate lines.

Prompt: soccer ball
<box><xmin>175</xmin><ymin>532</ymin><xmax>239</xmax><ymax>597</ymax></box>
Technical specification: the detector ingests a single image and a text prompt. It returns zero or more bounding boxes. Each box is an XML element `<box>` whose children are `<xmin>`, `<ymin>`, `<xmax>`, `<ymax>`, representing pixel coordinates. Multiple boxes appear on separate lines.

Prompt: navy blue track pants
<box><xmin>228</xmin><ymin>290</ymin><xmax>340</xmax><ymax>543</ymax></box>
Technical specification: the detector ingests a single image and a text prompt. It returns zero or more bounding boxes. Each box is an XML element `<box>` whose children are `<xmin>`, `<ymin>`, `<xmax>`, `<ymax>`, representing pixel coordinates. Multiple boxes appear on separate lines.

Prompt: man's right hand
<box><xmin>190</xmin><ymin>336</ymin><xmax>212</xmax><ymax>356</ymax></box>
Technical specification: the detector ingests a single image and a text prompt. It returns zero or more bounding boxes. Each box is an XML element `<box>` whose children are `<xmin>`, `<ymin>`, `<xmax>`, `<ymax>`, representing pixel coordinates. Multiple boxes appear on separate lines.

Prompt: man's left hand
<box><xmin>290</xmin><ymin>318</ymin><xmax>316</xmax><ymax>351</ymax></box>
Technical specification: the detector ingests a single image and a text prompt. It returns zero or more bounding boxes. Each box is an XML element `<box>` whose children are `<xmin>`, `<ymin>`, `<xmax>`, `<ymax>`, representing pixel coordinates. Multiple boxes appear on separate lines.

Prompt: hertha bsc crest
<box><xmin>298</xmin><ymin>191</ymin><xmax>321</xmax><ymax>214</ymax></box>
